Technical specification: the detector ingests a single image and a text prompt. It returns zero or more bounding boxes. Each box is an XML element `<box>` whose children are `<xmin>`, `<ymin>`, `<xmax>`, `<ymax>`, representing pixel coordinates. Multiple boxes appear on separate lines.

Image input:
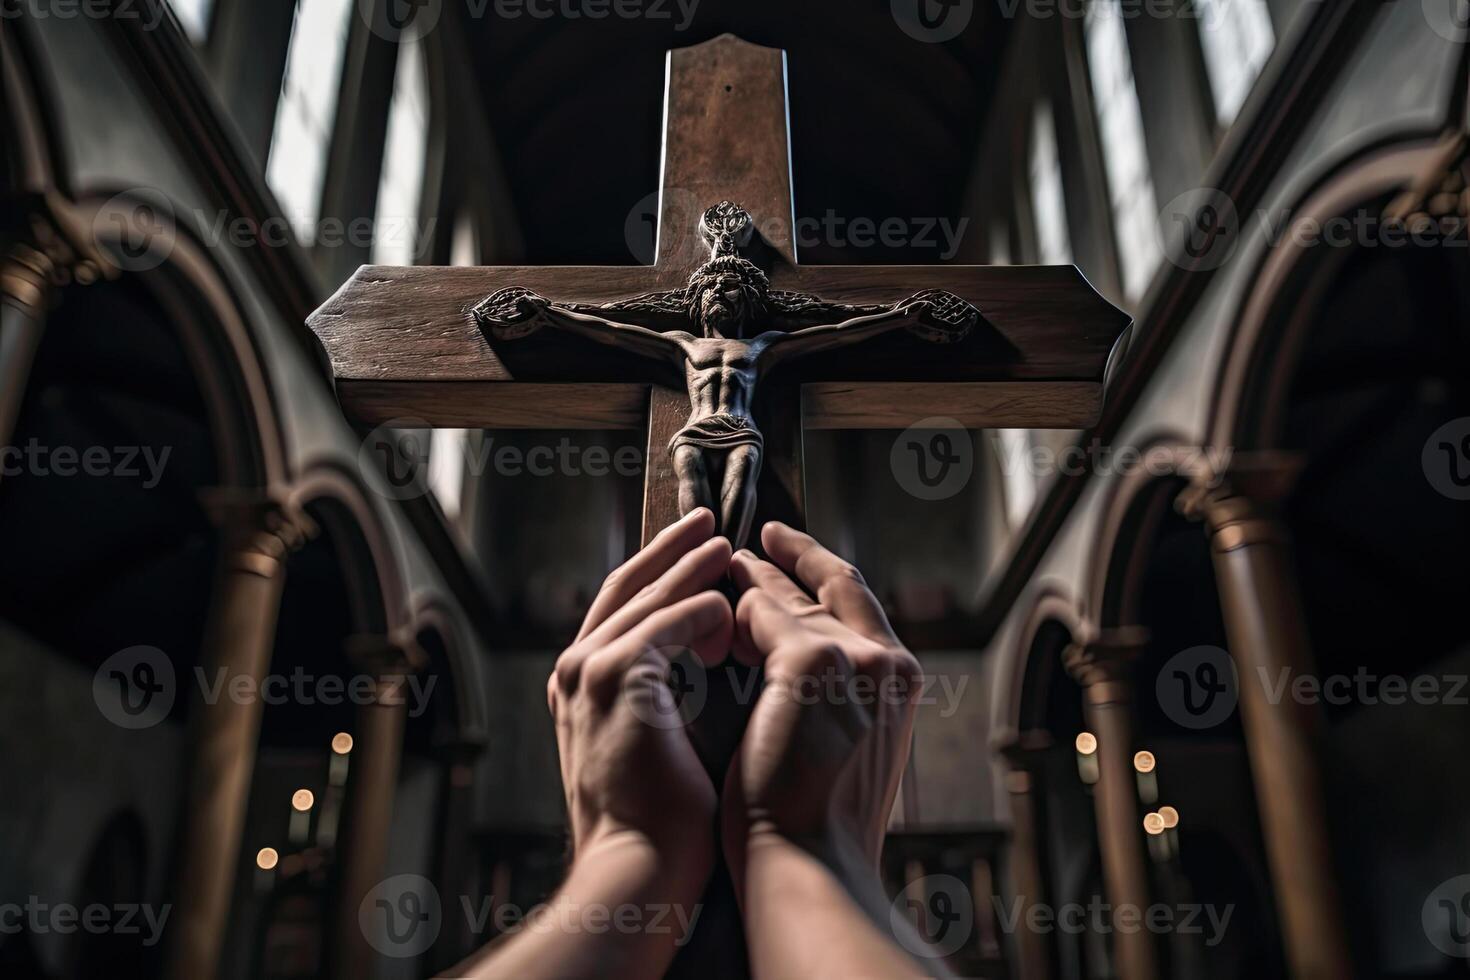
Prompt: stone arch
<box><xmin>1002</xmin><ymin>585</ymin><xmax>1090</xmax><ymax>737</ymax></box>
<box><xmin>1083</xmin><ymin>435</ymin><xmax>1209</xmax><ymax>632</ymax></box>
<box><xmin>285</xmin><ymin>462</ymin><xmax>408</xmax><ymax>641</ymax></box>
<box><xmin>409</xmin><ymin>594</ymin><xmax>489</xmax><ymax>748</ymax></box>
<box><xmin>78</xmin><ymin>190</ymin><xmax>291</xmax><ymax>491</ymax></box>
<box><xmin>1208</xmin><ymin>137</ymin><xmax>1460</xmax><ymax>452</ymax></box>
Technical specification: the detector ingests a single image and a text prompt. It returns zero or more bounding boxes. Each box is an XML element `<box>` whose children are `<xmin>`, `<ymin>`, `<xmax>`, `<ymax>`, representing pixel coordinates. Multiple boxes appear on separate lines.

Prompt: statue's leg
<box><xmin>672</xmin><ymin>444</ymin><xmax>715</xmax><ymax>520</ymax></box>
<box><xmin>719</xmin><ymin>445</ymin><xmax>763</xmax><ymax>551</ymax></box>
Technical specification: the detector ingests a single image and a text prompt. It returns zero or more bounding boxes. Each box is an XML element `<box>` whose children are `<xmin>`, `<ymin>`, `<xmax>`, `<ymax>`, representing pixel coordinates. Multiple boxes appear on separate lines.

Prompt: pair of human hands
<box><xmin>547</xmin><ymin>506</ymin><xmax>922</xmax><ymax>900</ymax></box>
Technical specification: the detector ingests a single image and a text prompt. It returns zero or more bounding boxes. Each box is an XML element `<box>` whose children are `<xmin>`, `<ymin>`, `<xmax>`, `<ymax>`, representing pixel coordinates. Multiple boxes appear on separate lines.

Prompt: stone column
<box><xmin>0</xmin><ymin>242</ymin><xmax>52</xmax><ymax>455</ymax></box>
<box><xmin>1064</xmin><ymin>630</ymin><xmax>1159</xmax><ymax>980</ymax></box>
<box><xmin>428</xmin><ymin>743</ymin><xmax>483</xmax><ymax>973</ymax></box>
<box><xmin>165</xmin><ymin>500</ymin><xmax>313</xmax><ymax>980</ymax></box>
<box><xmin>1</xmin><ymin>200</ymin><xmax>112</xmax><ymax>463</ymax></box>
<box><xmin>994</xmin><ymin>729</ymin><xmax>1055</xmax><ymax>980</ymax></box>
<box><xmin>1178</xmin><ymin>460</ymin><xmax>1352</xmax><ymax>979</ymax></box>
<box><xmin>333</xmin><ymin>637</ymin><xmax>425</xmax><ymax>980</ymax></box>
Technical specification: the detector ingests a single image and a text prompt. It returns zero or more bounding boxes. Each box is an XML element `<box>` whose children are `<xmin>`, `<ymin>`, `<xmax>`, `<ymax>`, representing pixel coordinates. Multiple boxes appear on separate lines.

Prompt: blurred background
<box><xmin>2</xmin><ymin>0</ymin><xmax>1470</xmax><ymax>977</ymax></box>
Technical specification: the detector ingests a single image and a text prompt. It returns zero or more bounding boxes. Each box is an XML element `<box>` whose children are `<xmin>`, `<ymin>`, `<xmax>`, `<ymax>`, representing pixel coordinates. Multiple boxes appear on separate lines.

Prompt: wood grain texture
<box><xmin>755</xmin><ymin>378</ymin><xmax>806</xmax><ymax>533</ymax></box>
<box><xmin>310</xmin><ymin>262</ymin><xmax>1126</xmax><ymax>399</ymax></box>
<box><xmin>308</xmin><ymin>265</ymin><xmax>676</xmax><ymax>383</ymax></box>
<box><xmin>338</xmin><ymin>381</ymin><xmax>650</xmax><ymax>428</ymax></box>
<box><xmin>640</xmin><ymin>386</ymin><xmax>692</xmax><ymax>544</ymax></box>
<box><xmin>658</xmin><ymin>35</ymin><xmax>796</xmax><ymax>274</ymax></box>
<box><xmin>772</xmin><ymin>263</ymin><xmax>1127</xmax><ymax>382</ymax></box>
<box><xmin>802</xmin><ymin>382</ymin><xmax>1101</xmax><ymax>429</ymax></box>
<box><xmin>336</xmin><ymin>380</ymin><xmax>1101</xmax><ymax>431</ymax></box>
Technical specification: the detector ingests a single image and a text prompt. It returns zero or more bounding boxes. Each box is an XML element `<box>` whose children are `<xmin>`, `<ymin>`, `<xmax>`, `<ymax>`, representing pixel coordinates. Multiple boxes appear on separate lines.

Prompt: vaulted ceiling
<box><xmin>455</xmin><ymin>0</ymin><xmax>1012</xmax><ymax>264</ymax></box>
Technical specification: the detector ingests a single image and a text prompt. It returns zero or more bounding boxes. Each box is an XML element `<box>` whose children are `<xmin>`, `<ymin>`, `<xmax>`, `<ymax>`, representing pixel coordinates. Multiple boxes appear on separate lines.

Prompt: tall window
<box><xmin>371</xmin><ymin>39</ymin><xmax>430</xmax><ymax>266</ymax></box>
<box><xmin>266</xmin><ymin>0</ymin><xmax>355</xmax><ymax>246</ymax></box>
<box><xmin>1085</xmin><ymin>0</ymin><xmax>1162</xmax><ymax>303</ymax></box>
<box><xmin>1028</xmin><ymin>102</ymin><xmax>1072</xmax><ymax>266</ymax></box>
<box><xmin>167</xmin><ymin>0</ymin><xmax>214</xmax><ymax>43</ymax></box>
<box><xmin>1196</xmin><ymin>0</ymin><xmax>1275</xmax><ymax>125</ymax></box>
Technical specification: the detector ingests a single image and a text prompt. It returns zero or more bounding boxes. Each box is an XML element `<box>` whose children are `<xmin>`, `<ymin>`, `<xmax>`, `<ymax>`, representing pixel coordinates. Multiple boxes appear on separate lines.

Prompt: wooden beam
<box><xmin>802</xmin><ymin>381</ymin><xmax>1100</xmax><ymax>430</ymax></box>
<box><xmin>308</xmin><ymin>265</ymin><xmax>669</xmax><ymax>383</ymax></box>
<box><xmin>658</xmin><ymin>36</ymin><xmax>797</xmax><ymax>274</ymax></box>
<box><xmin>777</xmin><ymin>264</ymin><xmax>1125</xmax><ymax>382</ymax></box>
<box><xmin>338</xmin><ymin>379</ymin><xmax>1103</xmax><ymax>432</ymax></box>
<box><xmin>310</xmin><ymin>263</ymin><xmax>1126</xmax><ymax>388</ymax></box>
<box><xmin>338</xmin><ymin>381</ymin><xmax>650</xmax><ymax>428</ymax></box>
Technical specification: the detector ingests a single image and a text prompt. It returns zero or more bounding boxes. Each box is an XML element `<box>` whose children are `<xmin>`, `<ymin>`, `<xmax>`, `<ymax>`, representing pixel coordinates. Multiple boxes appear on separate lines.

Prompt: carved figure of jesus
<box><xmin>474</xmin><ymin>202</ymin><xmax>978</xmax><ymax>549</ymax></box>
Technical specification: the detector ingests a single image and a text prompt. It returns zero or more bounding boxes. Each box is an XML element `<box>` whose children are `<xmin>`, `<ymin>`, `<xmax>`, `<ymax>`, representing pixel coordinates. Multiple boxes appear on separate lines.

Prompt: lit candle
<box><xmin>1074</xmin><ymin>731</ymin><xmax>1099</xmax><ymax>785</ymax></box>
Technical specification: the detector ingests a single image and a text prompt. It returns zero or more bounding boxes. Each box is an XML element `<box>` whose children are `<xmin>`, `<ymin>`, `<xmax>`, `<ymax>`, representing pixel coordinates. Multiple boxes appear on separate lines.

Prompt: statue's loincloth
<box><xmin>668</xmin><ymin>412</ymin><xmax>764</xmax><ymax>455</ymax></box>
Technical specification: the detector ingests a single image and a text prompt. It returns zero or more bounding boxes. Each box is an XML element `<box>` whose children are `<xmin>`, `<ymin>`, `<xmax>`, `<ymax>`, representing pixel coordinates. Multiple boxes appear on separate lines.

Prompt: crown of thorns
<box><xmin>686</xmin><ymin>255</ymin><xmax>770</xmax><ymax>297</ymax></box>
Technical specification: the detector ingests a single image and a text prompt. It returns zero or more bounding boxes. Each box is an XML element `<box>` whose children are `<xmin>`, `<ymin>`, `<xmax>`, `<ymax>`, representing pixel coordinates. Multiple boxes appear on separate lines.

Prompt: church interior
<box><xmin>3</xmin><ymin>0</ymin><xmax>1470</xmax><ymax>977</ymax></box>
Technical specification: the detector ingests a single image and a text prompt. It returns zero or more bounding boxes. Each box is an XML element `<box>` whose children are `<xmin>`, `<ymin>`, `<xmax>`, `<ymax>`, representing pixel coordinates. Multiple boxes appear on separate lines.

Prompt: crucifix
<box><xmin>311</xmin><ymin>34</ymin><xmax>1126</xmax><ymax>556</ymax></box>
<box><xmin>309</xmin><ymin>32</ymin><xmax>1126</xmax><ymax>974</ymax></box>
<box><xmin>472</xmin><ymin>202</ymin><xmax>980</xmax><ymax>548</ymax></box>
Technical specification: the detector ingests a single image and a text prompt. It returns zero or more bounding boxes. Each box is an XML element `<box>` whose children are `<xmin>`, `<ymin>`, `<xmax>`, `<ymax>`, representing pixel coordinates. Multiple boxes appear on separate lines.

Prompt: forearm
<box><xmin>767</xmin><ymin>309</ymin><xmax>913</xmax><ymax>363</ymax></box>
<box><xmin>742</xmin><ymin>831</ymin><xmax>948</xmax><ymax>980</ymax></box>
<box><xmin>444</xmin><ymin>833</ymin><xmax>711</xmax><ymax>980</ymax></box>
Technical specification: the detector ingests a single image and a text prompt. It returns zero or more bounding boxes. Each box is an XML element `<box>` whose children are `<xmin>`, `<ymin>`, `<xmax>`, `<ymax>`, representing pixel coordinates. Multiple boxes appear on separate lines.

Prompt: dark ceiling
<box><xmin>455</xmin><ymin>0</ymin><xmax>1012</xmax><ymax>264</ymax></box>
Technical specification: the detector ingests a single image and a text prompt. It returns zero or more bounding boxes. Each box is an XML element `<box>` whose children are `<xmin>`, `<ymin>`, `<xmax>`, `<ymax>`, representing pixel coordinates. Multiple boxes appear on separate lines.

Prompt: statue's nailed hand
<box><xmin>474</xmin><ymin>286</ymin><xmax>551</xmax><ymax>339</ymax></box>
<box><xmin>900</xmin><ymin>289</ymin><xmax>978</xmax><ymax>343</ymax></box>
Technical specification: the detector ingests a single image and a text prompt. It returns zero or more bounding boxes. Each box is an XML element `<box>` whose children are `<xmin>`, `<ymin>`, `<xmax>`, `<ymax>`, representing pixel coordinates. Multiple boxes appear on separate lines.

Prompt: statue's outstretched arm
<box><xmin>473</xmin><ymin>287</ymin><xmax>687</xmax><ymax>363</ymax></box>
<box><xmin>760</xmin><ymin>289</ymin><xmax>978</xmax><ymax>366</ymax></box>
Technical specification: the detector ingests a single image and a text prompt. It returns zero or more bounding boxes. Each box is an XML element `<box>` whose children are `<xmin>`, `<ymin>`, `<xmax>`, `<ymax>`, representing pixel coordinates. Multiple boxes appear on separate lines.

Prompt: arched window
<box><xmin>1196</xmin><ymin>0</ymin><xmax>1276</xmax><ymax>125</ymax></box>
<box><xmin>265</xmin><ymin>0</ymin><xmax>356</xmax><ymax>246</ymax></box>
<box><xmin>1084</xmin><ymin>0</ymin><xmax>1162</xmax><ymax>303</ymax></box>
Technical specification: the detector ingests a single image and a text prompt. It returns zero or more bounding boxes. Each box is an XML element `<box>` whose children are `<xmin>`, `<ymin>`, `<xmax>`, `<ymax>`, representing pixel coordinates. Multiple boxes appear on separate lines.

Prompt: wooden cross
<box><xmin>310</xmin><ymin>33</ymin><xmax>1127</xmax><ymax>553</ymax></box>
<box><xmin>309</xmin><ymin>33</ymin><xmax>1126</xmax><ymax>975</ymax></box>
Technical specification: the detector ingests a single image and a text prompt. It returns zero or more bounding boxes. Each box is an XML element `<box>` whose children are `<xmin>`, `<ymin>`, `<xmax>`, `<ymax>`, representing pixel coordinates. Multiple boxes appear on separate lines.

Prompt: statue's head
<box><xmin>687</xmin><ymin>255</ymin><xmax>769</xmax><ymax>337</ymax></box>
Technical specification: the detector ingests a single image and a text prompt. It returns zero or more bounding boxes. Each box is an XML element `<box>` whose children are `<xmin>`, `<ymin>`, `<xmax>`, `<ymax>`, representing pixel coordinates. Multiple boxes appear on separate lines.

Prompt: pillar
<box><xmin>994</xmin><ymin>729</ymin><xmax>1056</xmax><ymax>980</ymax></box>
<box><xmin>332</xmin><ymin>636</ymin><xmax>425</xmax><ymax>980</ymax></box>
<box><xmin>1178</xmin><ymin>460</ymin><xmax>1352</xmax><ymax>978</ymax></box>
<box><xmin>1063</xmin><ymin>630</ymin><xmax>1159</xmax><ymax>980</ymax></box>
<box><xmin>1</xmin><ymin>199</ymin><xmax>113</xmax><ymax>466</ymax></box>
<box><xmin>165</xmin><ymin>500</ymin><xmax>313</xmax><ymax>980</ymax></box>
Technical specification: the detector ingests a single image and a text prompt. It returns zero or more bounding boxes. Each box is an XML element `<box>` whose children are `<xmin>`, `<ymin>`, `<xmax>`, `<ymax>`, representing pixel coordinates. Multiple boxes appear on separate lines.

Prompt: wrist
<box><xmin>574</xmin><ymin>822</ymin><xmax>716</xmax><ymax>898</ymax></box>
<box><xmin>742</xmin><ymin>822</ymin><xmax>880</xmax><ymax>897</ymax></box>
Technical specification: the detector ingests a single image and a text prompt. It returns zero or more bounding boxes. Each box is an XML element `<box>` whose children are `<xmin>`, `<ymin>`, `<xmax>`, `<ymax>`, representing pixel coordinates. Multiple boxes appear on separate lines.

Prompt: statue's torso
<box><xmin>675</xmin><ymin>333</ymin><xmax>782</xmax><ymax>421</ymax></box>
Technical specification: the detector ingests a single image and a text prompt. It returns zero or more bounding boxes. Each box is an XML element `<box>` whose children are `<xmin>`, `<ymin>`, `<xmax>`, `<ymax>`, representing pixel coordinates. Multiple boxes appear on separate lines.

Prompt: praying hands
<box><xmin>447</xmin><ymin>507</ymin><xmax>951</xmax><ymax>979</ymax></box>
